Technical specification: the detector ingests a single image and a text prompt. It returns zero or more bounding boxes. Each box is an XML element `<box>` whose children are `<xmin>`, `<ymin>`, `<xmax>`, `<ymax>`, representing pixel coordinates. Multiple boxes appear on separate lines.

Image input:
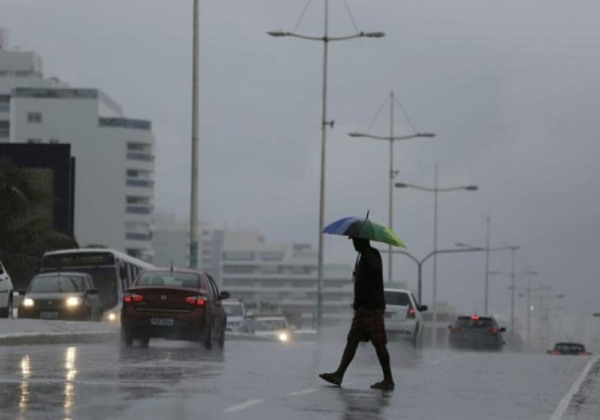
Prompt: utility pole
<box><xmin>189</xmin><ymin>0</ymin><xmax>199</xmax><ymax>268</ymax></box>
<box><xmin>484</xmin><ymin>217</ymin><xmax>491</xmax><ymax>314</ymax></box>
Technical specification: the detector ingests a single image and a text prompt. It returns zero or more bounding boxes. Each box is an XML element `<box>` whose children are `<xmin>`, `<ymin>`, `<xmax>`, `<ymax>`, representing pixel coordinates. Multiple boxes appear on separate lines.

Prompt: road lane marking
<box><xmin>223</xmin><ymin>399</ymin><xmax>264</xmax><ymax>413</ymax></box>
<box><xmin>549</xmin><ymin>354</ymin><xmax>600</xmax><ymax>420</ymax></box>
<box><xmin>288</xmin><ymin>388</ymin><xmax>316</xmax><ymax>396</ymax></box>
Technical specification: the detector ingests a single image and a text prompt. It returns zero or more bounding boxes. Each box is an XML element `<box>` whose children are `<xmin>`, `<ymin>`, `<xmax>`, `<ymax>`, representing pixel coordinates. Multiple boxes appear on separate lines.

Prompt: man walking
<box><xmin>319</xmin><ymin>237</ymin><xmax>395</xmax><ymax>391</ymax></box>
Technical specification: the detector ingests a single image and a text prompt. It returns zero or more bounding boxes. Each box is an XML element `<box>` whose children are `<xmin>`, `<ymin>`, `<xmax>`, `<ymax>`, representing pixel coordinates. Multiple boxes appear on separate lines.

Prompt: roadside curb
<box><xmin>0</xmin><ymin>330</ymin><xmax>119</xmax><ymax>346</ymax></box>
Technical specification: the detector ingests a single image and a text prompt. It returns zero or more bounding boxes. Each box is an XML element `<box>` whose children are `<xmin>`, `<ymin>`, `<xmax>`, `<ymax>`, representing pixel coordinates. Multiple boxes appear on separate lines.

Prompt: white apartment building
<box><xmin>219</xmin><ymin>231</ymin><xmax>355</xmax><ymax>327</ymax></box>
<box><xmin>0</xmin><ymin>29</ymin><xmax>155</xmax><ymax>260</ymax></box>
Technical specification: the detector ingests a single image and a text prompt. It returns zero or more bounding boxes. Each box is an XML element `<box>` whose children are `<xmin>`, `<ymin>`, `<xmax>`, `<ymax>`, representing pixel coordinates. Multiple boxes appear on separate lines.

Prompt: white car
<box><xmin>0</xmin><ymin>260</ymin><xmax>14</xmax><ymax>318</ymax></box>
<box><xmin>223</xmin><ymin>299</ymin><xmax>248</xmax><ymax>332</ymax></box>
<box><xmin>250</xmin><ymin>316</ymin><xmax>293</xmax><ymax>343</ymax></box>
<box><xmin>384</xmin><ymin>288</ymin><xmax>427</xmax><ymax>347</ymax></box>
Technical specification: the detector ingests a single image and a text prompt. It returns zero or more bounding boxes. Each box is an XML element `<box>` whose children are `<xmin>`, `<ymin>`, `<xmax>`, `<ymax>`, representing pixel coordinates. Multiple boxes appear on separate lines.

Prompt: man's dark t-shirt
<box><xmin>353</xmin><ymin>247</ymin><xmax>385</xmax><ymax>310</ymax></box>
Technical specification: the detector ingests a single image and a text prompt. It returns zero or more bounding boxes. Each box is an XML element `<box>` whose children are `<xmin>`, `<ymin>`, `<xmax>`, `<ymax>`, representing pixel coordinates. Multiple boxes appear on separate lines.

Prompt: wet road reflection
<box><xmin>338</xmin><ymin>388</ymin><xmax>391</xmax><ymax>420</ymax></box>
<box><xmin>3</xmin><ymin>339</ymin><xmax>226</xmax><ymax>419</ymax></box>
<box><xmin>0</xmin><ymin>337</ymin><xmax>596</xmax><ymax>419</ymax></box>
<box><xmin>19</xmin><ymin>354</ymin><xmax>30</xmax><ymax>418</ymax></box>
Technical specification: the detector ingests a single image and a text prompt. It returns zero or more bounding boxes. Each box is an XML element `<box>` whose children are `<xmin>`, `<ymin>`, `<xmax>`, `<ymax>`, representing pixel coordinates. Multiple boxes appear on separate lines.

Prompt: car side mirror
<box><xmin>19</xmin><ymin>290</ymin><xmax>27</xmax><ymax>295</ymax></box>
<box><xmin>546</xmin><ymin>350</ymin><xmax>552</xmax><ymax>354</ymax></box>
<box><xmin>420</xmin><ymin>305</ymin><xmax>428</xmax><ymax>312</ymax></box>
<box><xmin>220</xmin><ymin>291</ymin><xmax>230</xmax><ymax>300</ymax></box>
<box><xmin>500</xmin><ymin>327</ymin><xmax>506</xmax><ymax>332</ymax></box>
<box><xmin>448</xmin><ymin>325</ymin><xmax>453</xmax><ymax>330</ymax></box>
<box><xmin>88</xmin><ymin>288</ymin><xmax>99</xmax><ymax>295</ymax></box>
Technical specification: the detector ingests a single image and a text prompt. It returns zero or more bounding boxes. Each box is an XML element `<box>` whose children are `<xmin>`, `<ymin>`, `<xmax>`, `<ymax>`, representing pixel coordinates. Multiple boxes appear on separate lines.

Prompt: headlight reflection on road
<box><xmin>64</xmin><ymin>347</ymin><xmax>78</xmax><ymax>418</ymax></box>
<box><xmin>19</xmin><ymin>355</ymin><xmax>31</xmax><ymax>415</ymax></box>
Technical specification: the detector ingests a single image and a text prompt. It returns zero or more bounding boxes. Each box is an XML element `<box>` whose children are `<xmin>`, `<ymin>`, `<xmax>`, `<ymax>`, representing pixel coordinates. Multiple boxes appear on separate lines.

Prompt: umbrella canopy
<box><xmin>323</xmin><ymin>216</ymin><xmax>406</xmax><ymax>248</ymax></box>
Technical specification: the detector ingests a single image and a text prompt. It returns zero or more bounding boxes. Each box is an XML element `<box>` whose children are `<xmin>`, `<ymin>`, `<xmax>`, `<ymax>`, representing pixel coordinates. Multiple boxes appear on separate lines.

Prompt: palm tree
<box><xmin>0</xmin><ymin>158</ymin><xmax>78</xmax><ymax>289</ymax></box>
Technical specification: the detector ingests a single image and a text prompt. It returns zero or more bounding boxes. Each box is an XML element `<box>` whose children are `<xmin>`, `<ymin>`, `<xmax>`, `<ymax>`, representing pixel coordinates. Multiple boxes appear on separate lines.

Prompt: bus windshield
<box><xmin>42</xmin><ymin>266</ymin><xmax>117</xmax><ymax>310</ymax></box>
<box><xmin>29</xmin><ymin>275</ymin><xmax>85</xmax><ymax>293</ymax></box>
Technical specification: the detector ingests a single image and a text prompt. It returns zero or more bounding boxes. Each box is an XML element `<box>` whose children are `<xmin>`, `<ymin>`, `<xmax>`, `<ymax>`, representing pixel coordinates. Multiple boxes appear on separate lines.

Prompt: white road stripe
<box><xmin>223</xmin><ymin>399</ymin><xmax>264</xmax><ymax>413</ymax></box>
<box><xmin>288</xmin><ymin>389</ymin><xmax>316</xmax><ymax>396</ymax></box>
<box><xmin>549</xmin><ymin>354</ymin><xmax>600</xmax><ymax>420</ymax></box>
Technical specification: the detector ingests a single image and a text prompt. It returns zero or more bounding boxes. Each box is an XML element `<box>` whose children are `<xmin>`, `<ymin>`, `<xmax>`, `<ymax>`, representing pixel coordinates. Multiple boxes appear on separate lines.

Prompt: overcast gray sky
<box><xmin>3</xmin><ymin>0</ymin><xmax>600</xmax><ymax>322</ymax></box>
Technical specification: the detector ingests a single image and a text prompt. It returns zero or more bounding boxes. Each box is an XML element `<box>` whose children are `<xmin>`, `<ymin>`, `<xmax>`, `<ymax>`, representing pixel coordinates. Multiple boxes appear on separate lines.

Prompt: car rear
<box><xmin>384</xmin><ymin>289</ymin><xmax>420</xmax><ymax>340</ymax></box>
<box><xmin>548</xmin><ymin>342</ymin><xmax>591</xmax><ymax>355</ymax></box>
<box><xmin>448</xmin><ymin>315</ymin><xmax>505</xmax><ymax>351</ymax></box>
<box><xmin>121</xmin><ymin>286</ymin><xmax>211</xmax><ymax>342</ymax></box>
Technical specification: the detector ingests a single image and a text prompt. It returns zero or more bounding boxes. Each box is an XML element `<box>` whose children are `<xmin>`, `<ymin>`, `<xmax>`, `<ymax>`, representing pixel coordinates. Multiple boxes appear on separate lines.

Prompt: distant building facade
<box><xmin>0</xmin><ymin>29</ymin><xmax>155</xmax><ymax>260</ymax></box>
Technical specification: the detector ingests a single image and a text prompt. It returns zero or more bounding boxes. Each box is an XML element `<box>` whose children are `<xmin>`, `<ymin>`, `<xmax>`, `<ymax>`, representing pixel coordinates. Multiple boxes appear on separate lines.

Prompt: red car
<box><xmin>547</xmin><ymin>342</ymin><xmax>592</xmax><ymax>356</ymax></box>
<box><xmin>121</xmin><ymin>268</ymin><xmax>230</xmax><ymax>348</ymax></box>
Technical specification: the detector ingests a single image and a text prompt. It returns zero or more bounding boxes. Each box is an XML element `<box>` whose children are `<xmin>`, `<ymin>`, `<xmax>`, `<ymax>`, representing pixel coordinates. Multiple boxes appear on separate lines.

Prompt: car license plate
<box><xmin>40</xmin><ymin>311</ymin><xmax>59</xmax><ymax>319</ymax></box>
<box><xmin>150</xmin><ymin>318</ymin><xmax>174</xmax><ymax>326</ymax></box>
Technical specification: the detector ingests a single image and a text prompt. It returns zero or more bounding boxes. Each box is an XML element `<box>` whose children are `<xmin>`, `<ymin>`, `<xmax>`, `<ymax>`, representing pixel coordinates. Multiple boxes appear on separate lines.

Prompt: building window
<box><xmin>0</xmin><ymin>120</ymin><xmax>8</xmax><ymax>138</ymax></box>
<box><xmin>126</xmin><ymin>206</ymin><xmax>151</xmax><ymax>215</ymax></box>
<box><xmin>126</xmin><ymin>196</ymin><xmax>151</xmax><ymax>206</ymax></box>
<box><xmin>126</xmin><ymin>179</ymin><xmax>153</xmax><ymax>188</ymax></box>
<box><xmin>127</xmin><ymin>152</ymin><xmax>154</xmax><ymax>162</ymax></box>
<box><xmin>126</xmin><ymin>232</ymin><xmax>152</xmax><ymax>241</ymax></box>
<box><xmin>27</xmin><ymin>112</ymin><xmax>42</xmax><ymax>123</ymax></box>
<box><xmin>127</xmin><ymin>142</ymin><xmax>152</xmax><ymax>153</ymax></box>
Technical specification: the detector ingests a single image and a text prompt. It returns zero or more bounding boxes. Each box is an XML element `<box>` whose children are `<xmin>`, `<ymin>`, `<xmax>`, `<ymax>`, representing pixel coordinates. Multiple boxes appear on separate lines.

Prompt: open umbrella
<box><xmin>323</xmin><ymin>216</ymin><xmax>406</xmax><ymax>248</ymax></box>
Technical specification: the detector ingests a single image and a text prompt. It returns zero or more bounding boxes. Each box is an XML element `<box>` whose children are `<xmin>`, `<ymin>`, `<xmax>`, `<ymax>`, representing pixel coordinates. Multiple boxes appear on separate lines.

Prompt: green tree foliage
<box><xmin>0</xmin><ymin>158</ymin><xmax>78</xmax><ymax>289</ymax></box>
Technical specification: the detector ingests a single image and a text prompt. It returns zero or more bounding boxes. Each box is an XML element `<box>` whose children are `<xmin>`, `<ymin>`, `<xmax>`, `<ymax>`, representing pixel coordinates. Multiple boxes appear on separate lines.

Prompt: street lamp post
<box><xmin>487</xmin><ymin>245</ymin><xmax>521</xmax><ymax>343</ymax></box>
<box><xmin>396</xmin><ymin>172</ymin><xmax>478</xmax><ymax>346</ymax></box>
<box><xmin>268</xmin><ymin>1</ymin><xmax>384</xmax><ymax>330</ymax></box>
<box><xmin>189</xmin><ymin>0</ymin><xmax>200</xmax><ymax>268</ymax></box>
<box><xmin>515</xmin><ymin>268</ymin><xmax>539</xmax><ymax>352</ymax></box>
<box><xmin>349</xmin><ymin>91</ymin><xmax>434</xmax><ymax>285</ymax></box>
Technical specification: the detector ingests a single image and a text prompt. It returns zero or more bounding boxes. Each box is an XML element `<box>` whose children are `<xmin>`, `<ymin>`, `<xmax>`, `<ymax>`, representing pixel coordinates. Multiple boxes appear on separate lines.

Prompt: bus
<box><xmin>40</xmin><ymin>248</ymin><xmax>154</xmax><ymax>323</ymax></box>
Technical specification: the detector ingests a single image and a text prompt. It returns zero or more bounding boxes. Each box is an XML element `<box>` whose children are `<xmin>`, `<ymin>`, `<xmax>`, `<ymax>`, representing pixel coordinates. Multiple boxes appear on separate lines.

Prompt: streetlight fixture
<box><xmin>348</xmin><ymin>91</ymin><xmax>435</xmax><ymax>285</ymax></box>
<box><xmin>268</xmin><ymin>1</ymin><xmax>384</xmax><ymax>330</ymax></box>
<box><xmin>396</xmin><ymin>169</ymin><xmax>478</xmax><ymax>346</ymax></box>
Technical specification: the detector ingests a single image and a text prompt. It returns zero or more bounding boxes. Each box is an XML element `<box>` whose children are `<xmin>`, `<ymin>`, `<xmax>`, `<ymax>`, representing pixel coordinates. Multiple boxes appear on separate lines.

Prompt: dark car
<box><xmin>120</xmin><ymin>268</ymin><xmax>230</xmax><ymax>349</ymax></box>
<box><xmin>547</xmin><ymin>342</ymin><xmax>591</xmax><ymax>355</ymax></box>
<box><xmin>448</xmin><ymin>315</ymin><xmax>506</xmax><ymax>351</ymax></box>
<box><xmin>18</xmin><ymin>272</ymin><xmax>103</xmax><ymax>321</ymax></box>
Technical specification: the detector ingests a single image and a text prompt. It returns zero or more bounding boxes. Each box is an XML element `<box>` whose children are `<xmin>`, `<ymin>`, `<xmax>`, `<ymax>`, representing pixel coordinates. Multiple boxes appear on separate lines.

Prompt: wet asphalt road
<box><xmin>0</xmin><ymin>335</ymin><xmax>596</xmax><ymax>420</ymax></box>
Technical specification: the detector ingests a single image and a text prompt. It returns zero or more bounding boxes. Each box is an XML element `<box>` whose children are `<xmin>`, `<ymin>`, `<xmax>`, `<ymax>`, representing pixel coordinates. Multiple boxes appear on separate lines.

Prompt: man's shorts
<box><xmin>347</xmin><ymin>308</ymin><xmax>387</xmax><ymax>345</ymax></box>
